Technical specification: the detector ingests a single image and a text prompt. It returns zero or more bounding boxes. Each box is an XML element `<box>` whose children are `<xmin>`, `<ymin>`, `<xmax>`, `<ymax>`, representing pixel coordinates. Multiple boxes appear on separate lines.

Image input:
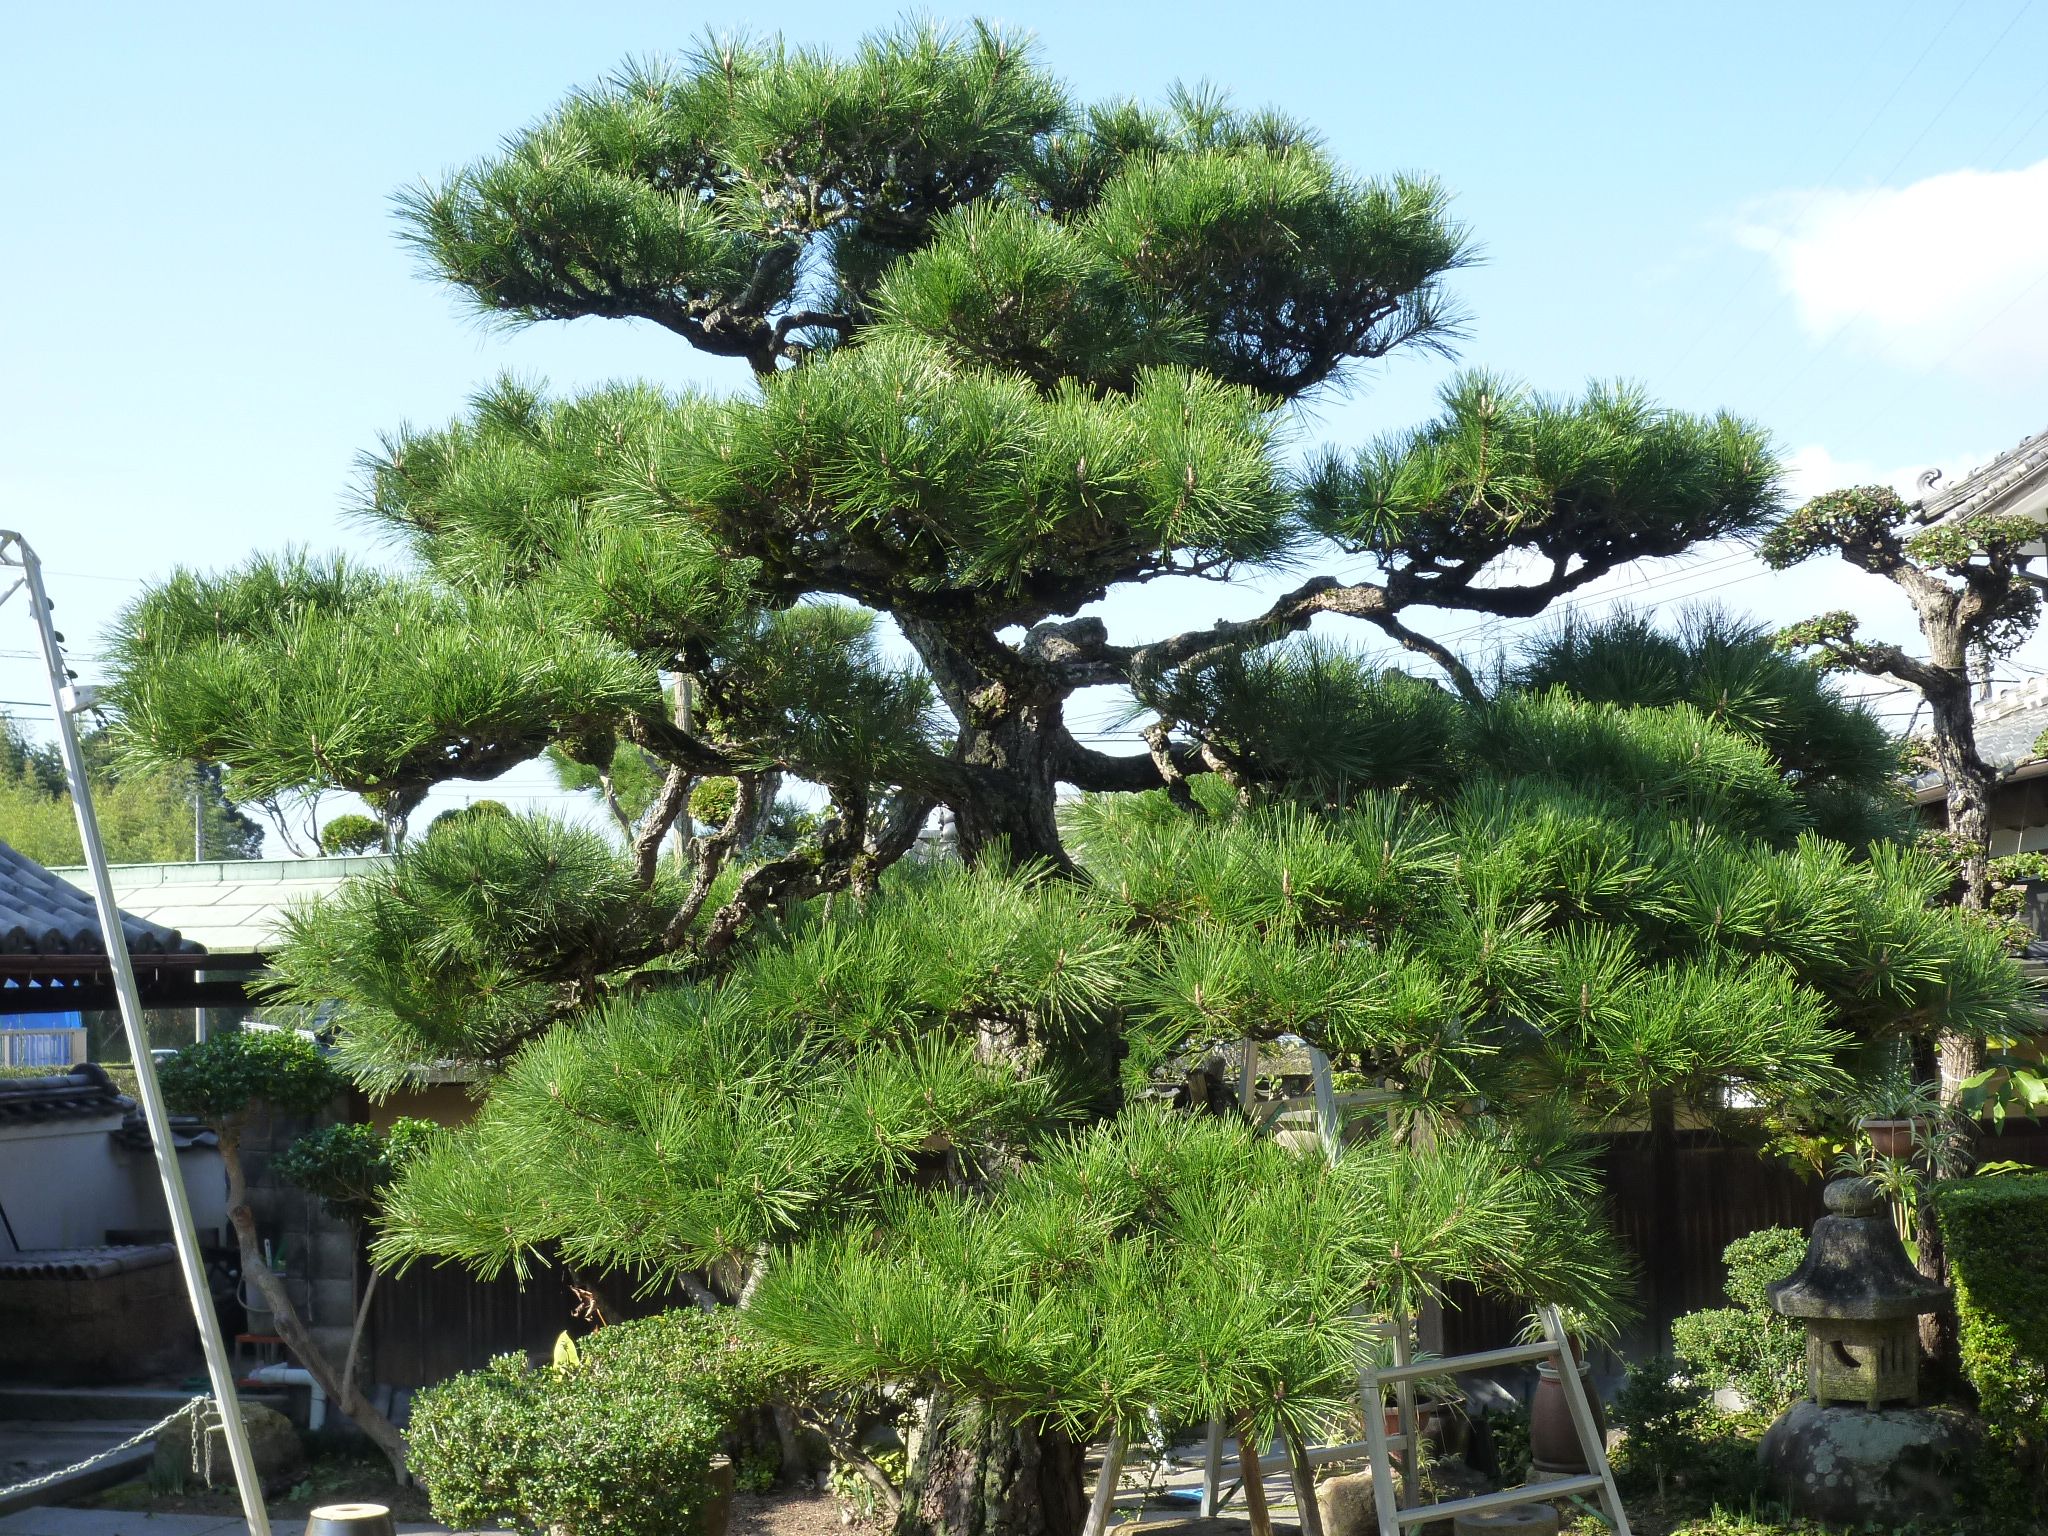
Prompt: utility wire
<box><xmin>1710</xmin><ymin>0</ymin><xmax>2034</xmax><ymax>408</ymax></box>
<box><xmin>1666</xmin><ymin>0</ymin><xmax>1940</xmax><ymax>377</ymax></box>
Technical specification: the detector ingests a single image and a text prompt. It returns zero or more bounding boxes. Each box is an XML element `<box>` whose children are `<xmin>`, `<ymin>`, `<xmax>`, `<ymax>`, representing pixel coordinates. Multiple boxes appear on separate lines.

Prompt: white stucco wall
<box><xmin>0</xmin><ymin>1118</ymin><xmax>227</xmax><ymax>1250</ymax></box>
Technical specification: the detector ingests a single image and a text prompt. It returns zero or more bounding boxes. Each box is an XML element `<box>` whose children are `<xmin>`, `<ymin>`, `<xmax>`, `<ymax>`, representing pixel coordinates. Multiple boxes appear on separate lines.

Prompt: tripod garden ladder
<box><xmin>1360</xmin><ymin>1300</ymin><xmax>1630</xmax><ymax>1536</ymax></box>
<box><xmin>1203</xmin><ymin>1041</ymin><xmax>1631</xmax><ymax>1536</ymax></box>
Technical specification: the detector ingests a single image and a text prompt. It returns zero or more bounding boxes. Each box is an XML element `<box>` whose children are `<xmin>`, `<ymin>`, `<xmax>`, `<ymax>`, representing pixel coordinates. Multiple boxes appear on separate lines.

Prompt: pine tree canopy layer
<box><xmin>96</xmin><ymin>20</ymin><xmax>2033</xmax><ymax>1503</ymax></box>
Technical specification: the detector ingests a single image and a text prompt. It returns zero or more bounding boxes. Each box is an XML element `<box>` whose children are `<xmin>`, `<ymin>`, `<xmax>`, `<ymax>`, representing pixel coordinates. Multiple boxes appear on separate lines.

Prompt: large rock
<box><xmin>1758</xmin><ymin>1401</ymin><xmax>1983</xmax><ymax>1526</ymax></box>
<box><xmin>1317</xmin><ymin>1468</ymin><xmax>1378</xmax><ymax>1536</ymax></box>
<box><xmin>154</xmin><ymin>1400</ymin><xmax>305</xmax><ymax>1494</ymax></box>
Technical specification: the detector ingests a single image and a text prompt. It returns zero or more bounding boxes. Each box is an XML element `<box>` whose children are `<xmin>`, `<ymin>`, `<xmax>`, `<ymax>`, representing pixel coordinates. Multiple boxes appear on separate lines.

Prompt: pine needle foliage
<box><xmin>92</xmin><ymin>24</ymin><xmax>2041</xmax><ymax>1524</ymax></box>
<box><xmin>1512</xmin><ymin>608</ymin><xmax>1907</xmax><ymax>844</ymax></box>
<box><xmin>746</xmin><ymin>1111</ymin><xmax>1625</xmax><ymax>1446</ymax></box>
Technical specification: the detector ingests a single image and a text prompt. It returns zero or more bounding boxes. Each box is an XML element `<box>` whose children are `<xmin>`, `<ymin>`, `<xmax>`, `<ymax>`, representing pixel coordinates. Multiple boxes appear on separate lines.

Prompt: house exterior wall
<box><xmin>0</xmin><ymin>1117</ymin><xmax>225</xmax><ymax>1249</ymax></box>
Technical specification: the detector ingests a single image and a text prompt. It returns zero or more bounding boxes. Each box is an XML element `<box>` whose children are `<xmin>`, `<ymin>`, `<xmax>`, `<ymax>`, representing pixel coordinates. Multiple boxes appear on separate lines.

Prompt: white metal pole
<box><xmin>0</xmin><ymin>532</ymin><xmax>272</xmax><ymax>1536</ymax></box>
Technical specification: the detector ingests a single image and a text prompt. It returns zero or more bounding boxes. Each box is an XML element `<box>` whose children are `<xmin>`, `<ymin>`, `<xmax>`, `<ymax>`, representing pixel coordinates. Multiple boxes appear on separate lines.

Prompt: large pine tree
<box><xmin>105</xmin><ymin>25</ymin><xmax>2028</xmax><ymax>1536</ymax></box>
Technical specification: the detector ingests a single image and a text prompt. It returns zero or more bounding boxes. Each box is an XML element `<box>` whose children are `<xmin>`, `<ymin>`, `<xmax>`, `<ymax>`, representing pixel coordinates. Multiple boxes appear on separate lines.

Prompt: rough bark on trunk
<box><xmin>900</xmin><ymin>619</ymin><xmax>1074</xmax><ymax>872</ymax></box>
<box><xmin>221</xmin><ymin>1131</ymin><xmax>410</xmax><ymax>1475</ymax></box>
<box><xmin>895</xmin><ymin>1400</ymin><xmax>1087</xmax><ymax>1536</ymax></box>
<box><xmin>1917</xmin><ymin>660</ymin><xmax>1988</xmax><ymax>1372</ymax></box>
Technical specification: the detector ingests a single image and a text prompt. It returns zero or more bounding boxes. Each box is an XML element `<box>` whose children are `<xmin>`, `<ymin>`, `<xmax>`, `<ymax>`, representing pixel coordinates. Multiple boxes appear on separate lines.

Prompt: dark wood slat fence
<box><xmin>370</xmin><ymin>1124</ymin><xmax>2048</xmax><ymax>1388</ymax></box>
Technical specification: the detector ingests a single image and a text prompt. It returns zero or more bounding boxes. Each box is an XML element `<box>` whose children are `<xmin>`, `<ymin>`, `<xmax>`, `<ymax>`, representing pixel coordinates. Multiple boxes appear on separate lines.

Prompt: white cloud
<box><xmin>1777</xmin><ymin>442</ymin><xmax>1965</xmax><ymax>504</ymax></box>
<box><xmin>1738</xmin><ymin>157</ymin><xmax>2048</xmax><ymax>378</ymax></box>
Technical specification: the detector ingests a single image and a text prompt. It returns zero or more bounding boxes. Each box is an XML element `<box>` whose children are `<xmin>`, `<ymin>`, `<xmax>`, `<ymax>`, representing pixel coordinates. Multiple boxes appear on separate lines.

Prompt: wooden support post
<box><xmin>1081</xmin><ymin>1430</ymin><xmax>1129</xmax><ymax>1536</ymax></box>
<box><xmin>1284</xmin><ymin>1429</ymin><xmax>1326</xmax><ymax>1536</ymax></box>
<box><xmin>1200</xmin><ymin>1419</ymin><xmax>1224</xmax><ymax>1518</ymax></box>
<box><xmin>1389</xmin><ymin>1312</ymin><xmax>1419</xmax><ymax>1510</ymax></box>
<box><xmin>1308</xmin><ymin>1047</ymin><xmax>1341</xmax><ymax>1161</ymax></box>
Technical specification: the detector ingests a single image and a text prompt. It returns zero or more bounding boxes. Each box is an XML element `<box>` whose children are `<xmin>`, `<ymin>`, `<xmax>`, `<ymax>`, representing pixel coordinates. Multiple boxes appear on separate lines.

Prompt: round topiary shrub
<box><xmin>408</xmin><ymin>1310</ymin><xmax>767</xmax><ymax>1536</ymax></box>
<box><xmin>319</xmin><ymin>812</ymin><xmax>387</xmax><ymax>855</ymax></box>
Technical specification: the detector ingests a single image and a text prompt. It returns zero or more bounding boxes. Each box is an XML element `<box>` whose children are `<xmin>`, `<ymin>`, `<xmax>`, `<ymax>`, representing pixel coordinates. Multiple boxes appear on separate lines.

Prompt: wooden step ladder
<box><xmin>1199</xmin><ymin>1040</ymin><xmax>1630</xmax><ymax>1536</ymax></box>
<box><xmin>1361</xmin><ymin>1300</ymin><xmax>1630</xmax><ymax>1536</ymax></box>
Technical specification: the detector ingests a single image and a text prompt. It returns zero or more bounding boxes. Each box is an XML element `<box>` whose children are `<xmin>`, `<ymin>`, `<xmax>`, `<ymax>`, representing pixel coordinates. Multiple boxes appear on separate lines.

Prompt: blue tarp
<box><xmin>0</xmin><ymin>1010</ymin><xmax>84</xmax><ymax>1065</ymax></box>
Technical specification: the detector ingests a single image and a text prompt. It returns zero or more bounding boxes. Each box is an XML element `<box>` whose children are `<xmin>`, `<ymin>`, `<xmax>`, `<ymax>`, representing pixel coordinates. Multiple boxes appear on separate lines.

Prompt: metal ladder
<box><xmin>1197</xmin><ymin>1041</ymin><xmax>1416</xmax><ymax>1518</ymax></box>
<box><xmin>1203</xmin><ymin>1040</ymin><xmax>1630</xmax><ymax>1536</ymax></box>
<box><xmin>1360</xmin><ymin>1299</ymin><xmax>1630</xmax><ymax>1536</ymax></box>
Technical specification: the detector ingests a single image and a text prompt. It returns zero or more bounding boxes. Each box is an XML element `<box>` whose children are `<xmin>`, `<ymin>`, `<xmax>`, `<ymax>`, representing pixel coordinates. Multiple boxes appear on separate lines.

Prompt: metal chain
<box><xmin>0</xmin><ymin>1395</ymin><xmax>210</xmax><ymax>1503</ymax></box>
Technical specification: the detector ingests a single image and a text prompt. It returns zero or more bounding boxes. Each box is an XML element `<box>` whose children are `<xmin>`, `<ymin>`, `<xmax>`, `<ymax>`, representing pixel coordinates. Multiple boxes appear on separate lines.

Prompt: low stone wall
<box><xmin>0</xmin><ymin>1245</ymin><xmax>196</xmax><ymax>1384</ymax></box>
<box><xmin>236</xmin><ymin>1094</ymin><xmax>359</xmax><ymax>1367</ymax></box>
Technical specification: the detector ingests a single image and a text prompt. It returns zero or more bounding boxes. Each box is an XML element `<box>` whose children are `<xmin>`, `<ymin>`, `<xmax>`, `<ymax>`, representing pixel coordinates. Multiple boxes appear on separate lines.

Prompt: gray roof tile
<box><xmin>0</xmin><ymin>841</ymin><xmax>200</xmax><ymax>956</ymax></box>
<box><xmin>0</xmin><ymin>1063</ymin><xmax>133</xmax><ymax>1124</ymax></box>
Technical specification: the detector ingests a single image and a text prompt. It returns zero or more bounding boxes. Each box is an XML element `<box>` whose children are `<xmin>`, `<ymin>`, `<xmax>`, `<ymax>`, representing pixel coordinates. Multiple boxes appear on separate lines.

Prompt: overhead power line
<box><xmin>1702</xmin><ymin>0</ymin><xmax>2033</xmax><ymax>405</ymax></box>
<box><xmin>1667</xmin><ymin>0</ymin><xmax>1941</xmax><ymax>377</ymax></box>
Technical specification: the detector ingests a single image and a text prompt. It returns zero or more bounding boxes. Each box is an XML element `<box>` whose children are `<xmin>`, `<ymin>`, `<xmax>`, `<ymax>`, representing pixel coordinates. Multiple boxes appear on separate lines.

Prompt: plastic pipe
<box><xmin>248</xmin><ymin>1362</ymin><xmax>328</xmax><ymax>1432</ymax></box>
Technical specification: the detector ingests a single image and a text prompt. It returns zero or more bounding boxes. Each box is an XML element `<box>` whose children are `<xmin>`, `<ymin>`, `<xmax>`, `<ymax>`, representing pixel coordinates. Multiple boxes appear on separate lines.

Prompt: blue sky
<box><xmin>6</xmin><ymin>1</ymin><xmax>2048</xmax><ymax>846</ymax></box>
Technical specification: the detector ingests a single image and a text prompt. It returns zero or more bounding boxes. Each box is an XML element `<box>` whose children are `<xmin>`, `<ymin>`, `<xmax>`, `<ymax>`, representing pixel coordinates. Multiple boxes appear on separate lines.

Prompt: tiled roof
<box><xmin>0</xmin><ymin>1243</ymin><xmax>175</xmax><ymax>1280</ymax></box>
<box><xmin>47</xmin><ymin>853</ymin><xmax>389</xmax><ymax>954</ymax></box>
<box><xmin>110</xmin><ymin>1108</ymin><xmax>214</xmax><ymax>1152</ymax></box>
<box><xmin>1968</xmin><ymin>680</ymin><xmax>2048</xmax><ymax>771</ymax></box>
<box><xmin>1918</xmin><ymin>427</ymin><xmax>2048</xmax><ymax>524</ymax></box>
<box><xmin>0</xmin><ymin>840</ymin><xmax>201</xmax><ymax>956</ymax></box>
<box><xmin>0</xmin><ymin>1062</ymin><xmax>134</xmax><ymax>1124</ymax></box>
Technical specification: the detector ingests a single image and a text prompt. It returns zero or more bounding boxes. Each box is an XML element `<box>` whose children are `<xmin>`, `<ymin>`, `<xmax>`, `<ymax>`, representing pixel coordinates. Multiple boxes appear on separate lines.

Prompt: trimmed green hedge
<box><xmin>409</xmin><ymin>1310</ymin><xmax>770</xmax><ymax>1536</ymax></box>
<box><xmin>1934</xmin><ymin>1173</ymin><xmax>2048</xmax><ymax>1499</ymax></box>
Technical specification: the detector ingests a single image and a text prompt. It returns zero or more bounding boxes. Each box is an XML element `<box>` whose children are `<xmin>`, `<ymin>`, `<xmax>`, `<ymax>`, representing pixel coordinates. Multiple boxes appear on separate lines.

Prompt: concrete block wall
<box><xmin>236</xmin><ymin>1094</ymin><xmax>360</xmax><ymax>1367</ymax></box>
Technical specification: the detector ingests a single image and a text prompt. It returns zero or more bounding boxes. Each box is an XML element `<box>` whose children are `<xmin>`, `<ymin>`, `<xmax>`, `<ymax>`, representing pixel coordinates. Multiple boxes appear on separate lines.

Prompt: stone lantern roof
<box><xmin>1769</xmin><ymin>1177</ymin><xmax>1948</xmax><ymax>1322</ymax></box>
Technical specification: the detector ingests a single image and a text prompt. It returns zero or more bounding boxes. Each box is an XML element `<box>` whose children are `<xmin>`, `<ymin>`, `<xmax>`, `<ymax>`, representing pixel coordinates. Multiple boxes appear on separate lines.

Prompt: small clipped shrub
<box><xmin>1935</xmin><ymin>1172</ymin><xmax>2048</xmax><ymax>1505</ymax></box>
<box><xmin>158</xmin><ymin>1028</ymin><xmax>341</xmax><ymax>1128</ymax></box>
<box><xmin>1611</xmin><ymin>1354</ymin><xmax>1768</xmax><ymax>1510</ymax></box>
<box><xmin>1670</xmin><ymin>1227</ymin><xmax>1806</xmax><ymax>1414</ymax></box>
<box><xmin>270</xmin><ymin>1118</ymin><xmax>436</xmax><ymax>1223</ymax></box>
<box><xmin>319</xmin><ymin>812</ymin><xmax>386</xmax><ymax>854</ymax></box>
<box><xmin>1613</xmin><ymin>1354</ymin><xmax>1709</xmax><ymax>1496</ymax></box>
<box><xmin>409</xmin><ymin>1310</ymin><xmax>770</xmax><ymax>1536</ymax></box>
<box><xmin>428</xmin><ymin>799</ymin><xmax>513</xmax><ymax>836</ymax></box>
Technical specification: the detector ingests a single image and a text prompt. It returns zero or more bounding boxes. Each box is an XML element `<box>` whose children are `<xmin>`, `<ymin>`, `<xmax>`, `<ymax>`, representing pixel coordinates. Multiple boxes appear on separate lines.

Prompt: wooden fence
<box><xmin>369</xmin><ymin>1123</ymin><xmax>2048</xmax><ymax>1388</ymax></box>
<box><xmin>1442</xmin><ymin>1120</ymin><xmax>2048</xmax><ymax>1357</ymax></box>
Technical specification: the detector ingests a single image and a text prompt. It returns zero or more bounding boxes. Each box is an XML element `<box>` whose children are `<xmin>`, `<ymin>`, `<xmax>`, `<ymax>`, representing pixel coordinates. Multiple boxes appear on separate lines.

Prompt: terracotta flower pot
<box><xmin>1528</xmin><ymin>1359</ymin><xmax>1604</xmax><ymax>1476</ymax></box>
<box><xmin>1859</xmin><ymin>1117</ymin><xmax>1926</xmax><ymax>1161</ymax></box>
<box><xmin>1380</xmin><ymin>1397</ymin><xmax>1464</xmax><ymax>1457</ymax></box>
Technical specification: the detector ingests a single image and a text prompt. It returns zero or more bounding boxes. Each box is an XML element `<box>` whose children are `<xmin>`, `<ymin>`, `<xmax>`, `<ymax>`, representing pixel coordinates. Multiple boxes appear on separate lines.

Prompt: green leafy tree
<box><xmin>0</xmin><ymin>718</ymin><xmax>261</xmax><ymax>864</ymax></box>
<box><xmin>158</xmin><ymin>1029</ymin><xmax>424</xmax><ymax>1473</ymax></box>
<box><xmin>102</xmin><ymin>26</ymin><xmax>2033</xmax><ymax>1536</ymax></box>
<box><xmin>319</xmin><ymin>812</ymin><xmax>387</xmax><ymax>855</ymax></box>
<box><xmin>1761</xmin><ymin>486</ymin><xmax>2041</xmax><ymax>922</ymax></box>
<box><xmin>1761</xmin><ymin>486</ymin><xmax>2046</xmax><ymax>1169</ymax></box>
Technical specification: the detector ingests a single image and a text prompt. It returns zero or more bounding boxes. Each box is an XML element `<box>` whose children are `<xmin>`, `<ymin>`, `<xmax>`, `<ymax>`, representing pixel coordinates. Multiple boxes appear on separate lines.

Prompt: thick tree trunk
<box><xmin>949</xmin><ymin>703</ymin><xmax>1073</xmax><ymax>872</ymax></box>
<box><xmin>900</xmin><ymin>619</ymin><xmax>1075</xmax><ymax>872</ymax></box>
<box><xmin>221</xmin><ymin>1132</ymin><xmax>410</xmax><ymax>1475</ymax></box>
<box><xmin>1921</xmin><ymin>657</ymin><xmax>1991</xmax><ymax>1105</ymax></box>
<box><xmin>896</xmin><ymin>1400</ymin><xmax>1087</xmax><ymax>1536</ymax></box>
<box><xmin>1914</xmin><ymin>662</ymin><xmax>1990</xmax><ymax>1375</ymax></box>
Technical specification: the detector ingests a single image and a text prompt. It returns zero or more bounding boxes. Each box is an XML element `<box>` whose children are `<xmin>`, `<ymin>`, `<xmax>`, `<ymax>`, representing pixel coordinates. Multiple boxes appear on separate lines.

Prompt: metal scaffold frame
<box><xmin>0</xmin><ymin>531</ymin><xmax>273</xmax><ymax>1536</ymax></box>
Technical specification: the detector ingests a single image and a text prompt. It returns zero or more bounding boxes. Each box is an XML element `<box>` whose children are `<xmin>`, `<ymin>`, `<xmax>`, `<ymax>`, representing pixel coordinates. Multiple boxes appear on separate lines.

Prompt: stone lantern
<box><xmin>1767</xmin><ymin>1175</ymin><xmax>1948</xmax><ymax>1408</ymax></box>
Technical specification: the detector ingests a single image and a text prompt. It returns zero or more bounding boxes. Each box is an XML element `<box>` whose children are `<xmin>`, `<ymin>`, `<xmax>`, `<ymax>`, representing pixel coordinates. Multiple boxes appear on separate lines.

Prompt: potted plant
<box><xmin>1360</xmin><ymin>1336</ymin><xmax>1465</xmax><ymax>1457</ymax></box>
<box><xmin>1516</xmin><ymin>1308</ymin><xmax>1613</xmax><ymax>1477</ymax></box>
<box><xmin>1852</xmin><ymin>1052</ymin><xmax>1940</xmax><ymax>1161</ymax></box>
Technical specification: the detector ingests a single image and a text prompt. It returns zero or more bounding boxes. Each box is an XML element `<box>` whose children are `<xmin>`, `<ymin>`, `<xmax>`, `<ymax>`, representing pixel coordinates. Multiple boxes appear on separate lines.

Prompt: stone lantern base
<box><xmin>1759</xmin><ymin>1402</ymin><xmax>1984</xmax><ymax>1527</ymax></box>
